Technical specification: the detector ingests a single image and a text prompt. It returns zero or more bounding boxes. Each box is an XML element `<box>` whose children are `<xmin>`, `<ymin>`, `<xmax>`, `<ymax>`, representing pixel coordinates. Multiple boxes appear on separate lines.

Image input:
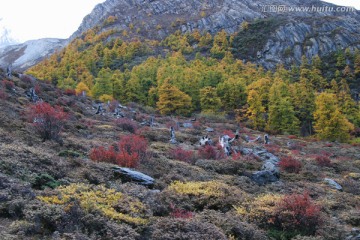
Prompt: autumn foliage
<box><xmin>89</xmin><ymin>146</ymin><xmax>117</xmax><ymax>164</ymax></box>
<box><xmin>272</xmin><ymin>192</ymin><xmax>322</xmax><ymax>235</ymax></box>
<box><xmin>90</xmin><ymin>134</ymin><xmax>148</xmax><ymax>168</ymax></box>
<box><xmin>279</xmin><ymin>156</ymin><xmax>302</xmax><ymax>173</ymax></box>
<box><xmin>115</xmin><ymin>118</ymin><xmax>138</xmax><ymax>133</ymax></box>
<box><xmin>26</xmin><ymin>102</ymin><xmax>68</xmax><ymax>141</ymax></box>
<box><xmin>2</xmin><ymin>79</ymin><xmax>14</xmax><ymax>91</ymax></box>
<box><xmin>169</xmin><ymin>204</ymin><xmax>194</xmax><ymax>219</ymax></box>
<box><xmin>314</xmin><ymin>155</ymin><xmax>331</xmax><ymax>167</ymax></box>
<box><xmin>198</xmin><ymin>145</ymin><xmax>223</xmax><ymax>160</ymax></box>
<box><xmin>169</xmin><ymin>147</ymin><xmax>195</xmax><ymax>164</ymax></box>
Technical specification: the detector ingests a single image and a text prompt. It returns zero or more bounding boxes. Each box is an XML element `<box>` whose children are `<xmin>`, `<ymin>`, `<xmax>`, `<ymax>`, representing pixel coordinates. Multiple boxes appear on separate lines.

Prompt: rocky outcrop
<box><xmin>258</xmin><ymin>16</ymin><xmax>360</xmax><ymax>68</ymax></box>
<box><xmin>70</xmin><ymin>0</ymin><xmax>360</xmax><ymax>69</ymax></box>
<box><xmin>241</xmin><ymin>147</ymin><xmax>280</xmax><ymax>185</ymax></box>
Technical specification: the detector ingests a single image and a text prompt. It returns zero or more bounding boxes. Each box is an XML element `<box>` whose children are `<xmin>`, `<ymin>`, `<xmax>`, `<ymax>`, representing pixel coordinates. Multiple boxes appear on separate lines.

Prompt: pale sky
<box><xmin>0</xmin><ymin>0</ymin><xmax>358</xmax><ymax>43</ymax></box>
<box><xmin>0</xmin><ymin>0</ymin><xmax>105</xmax><ymax>43</ymax></box>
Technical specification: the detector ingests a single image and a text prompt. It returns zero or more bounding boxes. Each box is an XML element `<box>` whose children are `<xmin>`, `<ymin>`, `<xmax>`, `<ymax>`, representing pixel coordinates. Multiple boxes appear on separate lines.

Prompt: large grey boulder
<box><xmin>324</xmin><ymin>178</ymin><xmax>342</xmax><ymax>191</ymax></box>
<box><xmin>113</xmin><ymin>167</ymin><xmax>154</xmax><ymax>187</ymax></box>
<box><xmin>241</xmin><ymin>147</ymin><xmax>280</xmax><ymax>185</ymax></box>
<box><xmin>251</xmin><ymin>170</ymin><xmax>279</xmax><ymax>185</ymax></box>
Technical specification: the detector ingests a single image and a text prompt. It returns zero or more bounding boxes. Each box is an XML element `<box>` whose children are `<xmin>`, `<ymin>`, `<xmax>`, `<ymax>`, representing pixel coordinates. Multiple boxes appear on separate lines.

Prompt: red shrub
<box><xmin>169</xmin><ymin>147</ymin><xmax>195</xmax><ymax>164</ymax></box>
<box><xmin>169</xmin><ymin>204</ymin><xmax>193</xmax><ymax>219</ymax></box>
<box><xmin>335</xmin><ymin>156</ymin><xmax>352</xmax><ymax>161</ymax></box>
<box><xmin>288</xmin><ymin>135</ymin><xmax>298</xmax><ymax>139</ymax></box>
<box><xmin>2</xmin><ymin>79</ymin><xmax>14</xmax><ymax>91</ymax></box>
<box><xmin>89</xmin><ymin>146</ymin><xmax>117</xmax><ymax>164</ymax></box>
<box><xmin>26</xmin><ymin>102</ymin><xmax>68</xmax><ymax>141</ymax></box>
<box><xmin>118</xmin><ymin>134</ymin><xmax>148</xmax><ymax>162</ymax></box>
<box><xmin>198</xmin><ymin>145</ymin><xmax>223</xmax><ymax>160</ymax></box>
<box><xmin>115</xmin><ymin>118</ymin><xmax>138</xmax><ymax>133</ymax></box>
<box><xmin>291</xmin><ymin>150</ymin><xmax>300</xmax><ymax>155</ymax></box>
<box><xmin>222</xmin><ymin>130</ymin><xmax>235</xmax><ymax>138</ymax></box>
<box><xmin>34</xmin><ymin>84</ymin><xmax>42</xmax><ymax>94</ymax></box>
<box><xmin>232</xmin><ymin>152</ymin><xmax>243</xmax><ymax>160</ymax></box>
<box><xmin>279</xmin><ymin>156</ymin><xmax>302</xmax><ymax>173</ymax></box>
<box><xmin>116</xmin><ymin>151</ymin><xmax>139</xmax><ymax>168</ymax></box>
<box><xmin>314</xmin><ymin>155</ymin><xmax>331</xmax><ymax>167</ymax></box>
<box><xmin>192</xmin><ymin>121</ymin><xmax>201</xmax><ymax>130</ymax></box>
<box><xmin>0</xmin><ymin>89</ymin><xmax>7</xmax><ymax>100</ymax></box>
<box><xmin>265</xmin><ymin>144</ymin><xmax>281</xmax><ymax>154</ymax></box>
<box><xmin>20</xmin><ymin>75</ymin><xmax>33</xmax><ymax>85</ymax></box>
<box><xmin>273</xmin><ymin>192</ymin><xmax>321</xmax><ymax>235</ymax></box>
<box><xmin>64</xmin><ymin>88</ymin><xmax>76</xmax><ymax>96</ymax></box>
<box><xmin>90</xmin><ymin>135</ymin><xmax>148</xmax><ymax>168</ymax></box>
<box><xmin>320</xmin><ymin>151</ymin><xmax>331</xmax><ymax>157</ymax></box>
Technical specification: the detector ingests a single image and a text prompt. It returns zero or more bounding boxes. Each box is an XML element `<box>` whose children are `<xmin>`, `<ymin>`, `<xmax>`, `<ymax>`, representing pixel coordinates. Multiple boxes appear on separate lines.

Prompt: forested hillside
<box><xmin>27</xmin><ymin>24</ymin><xmax>360</xmax><ymax>140</ymax></box>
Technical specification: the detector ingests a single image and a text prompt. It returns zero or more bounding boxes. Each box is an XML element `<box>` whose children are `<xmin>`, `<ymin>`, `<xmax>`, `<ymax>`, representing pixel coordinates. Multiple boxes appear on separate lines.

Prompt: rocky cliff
<box><xmin>71</xmin><ymin>0</ymin><xmax>360</xmax><ymax>68</ymax></box>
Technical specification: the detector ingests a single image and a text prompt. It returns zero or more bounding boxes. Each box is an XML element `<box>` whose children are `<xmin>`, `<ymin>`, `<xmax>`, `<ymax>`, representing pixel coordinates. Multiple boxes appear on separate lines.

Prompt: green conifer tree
<box><xmin>314</xmin><ymin>92</ymin><xmax>354</xmax><ymax>142</ymax></box>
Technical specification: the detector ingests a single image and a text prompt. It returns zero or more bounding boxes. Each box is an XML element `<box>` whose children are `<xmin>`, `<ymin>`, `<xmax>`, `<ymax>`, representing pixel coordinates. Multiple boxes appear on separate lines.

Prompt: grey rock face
<box><xmin>259</xmin><ymin>16</ymin><xmax>360</xmax><ymax>68</ymax></box>
<box><xmin>70</xmin><ymin>0</ymin><xmax>360</xmax><ymax>69</ymax></box>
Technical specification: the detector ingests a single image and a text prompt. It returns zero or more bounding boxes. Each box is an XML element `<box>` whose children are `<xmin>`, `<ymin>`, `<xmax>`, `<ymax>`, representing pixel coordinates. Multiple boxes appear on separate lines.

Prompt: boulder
<box><xmin>113</xmin><ymin>167</ymin><xmax>154</xmax><ymax>187</ymax></box>
<box><xmin>182</xmin><ymin>122</ymin><xmax>193</xmax><ymax>128</ymax></box>
<box><xmin>251</xmin><ymin>170</ymin><xmax>279</xmax><ymax>185</ymax></box>
<box><xmin>241</xmin><ymin>147</ymin><xmax>280</xmax><ymax>185</ymax></box>
<box><xmin>206</xmin><ymin>127</ymin><xmax>214</xmax><ymax>132</ymax></box>
<box><xmin>324</xmin><ymin>178</ymin><xmax>342</xmax><ymax>191</ymax></box>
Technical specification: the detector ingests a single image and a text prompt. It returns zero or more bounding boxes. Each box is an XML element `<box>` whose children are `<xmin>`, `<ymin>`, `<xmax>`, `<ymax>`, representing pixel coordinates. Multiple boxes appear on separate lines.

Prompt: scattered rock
<box><xmin>251</xmin><ymin>170</ymin><xmax>279</xmax><ymax>185</ymax></box>
<box><xmin>324</xmin><ymin>178</ymin><xmax>342</xmax><ymax>191</ymax></box>
<box><xmin>112</xmin><ymin>167</ymin><xmax>155</xmax><ymax>187</ymax></box>
<box><xmin>241</xmin><ymin>147</ymin><xmax>280</xmax><ymax>185</ymax></box>
<box><xmin>182</xmin><ymin>122</ymin><xmax>193</xmax><ymax>128</ymax></box>
<box><xmin>206</xmin><ymin>127</ymin><xmax>214</xmax><ymax>132</ymax></box>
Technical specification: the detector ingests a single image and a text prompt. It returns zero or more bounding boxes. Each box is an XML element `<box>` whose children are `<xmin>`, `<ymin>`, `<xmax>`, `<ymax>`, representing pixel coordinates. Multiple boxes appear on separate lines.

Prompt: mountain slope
<box><xmin>1</xmin><ymin>0</ymin><xmax>359</xmax><ymax>71</ymax></box>
<box><xmin>0</xmin><ymin>38</ymin><xmax>66</xmax><ymax>71</ymax></box>
<box><xmin>70</xmin><ymin>0</ymin><xmax>360</xmax><ymax>68</ymax></box>
<box><xmin>0</xmin><ymin>68</ymin><xmax>360</xmax><ymax>239</ymax></box>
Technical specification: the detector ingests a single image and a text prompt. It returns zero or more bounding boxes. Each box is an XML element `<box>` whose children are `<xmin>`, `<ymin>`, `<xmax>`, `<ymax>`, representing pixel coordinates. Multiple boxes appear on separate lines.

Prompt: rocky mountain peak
<box><xmin>70</xmin><ymin>0</ymin><xmax>360</xmax><ymax>68</ymax></box>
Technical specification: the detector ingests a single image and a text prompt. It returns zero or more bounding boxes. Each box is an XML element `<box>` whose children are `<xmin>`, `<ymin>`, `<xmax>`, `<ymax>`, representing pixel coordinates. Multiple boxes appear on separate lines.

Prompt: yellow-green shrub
<box><xmin>235</xmin><ymin>193</ymin><xmax>283</xmax><ymax>227</ymax></box>
<box><xmin>38</xmin><ymin>183</ymin><xmax>147</xmax><ymax>225</ymax></box>
<box><xmin>168</xmin><ymin>181</ymin><xmax>228</xmax><ymax>197</ymax></box>
<box><xmin>166</xmin><ymin>181</ymin><xmax>247</xmax><ymax>212</ymax></box>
